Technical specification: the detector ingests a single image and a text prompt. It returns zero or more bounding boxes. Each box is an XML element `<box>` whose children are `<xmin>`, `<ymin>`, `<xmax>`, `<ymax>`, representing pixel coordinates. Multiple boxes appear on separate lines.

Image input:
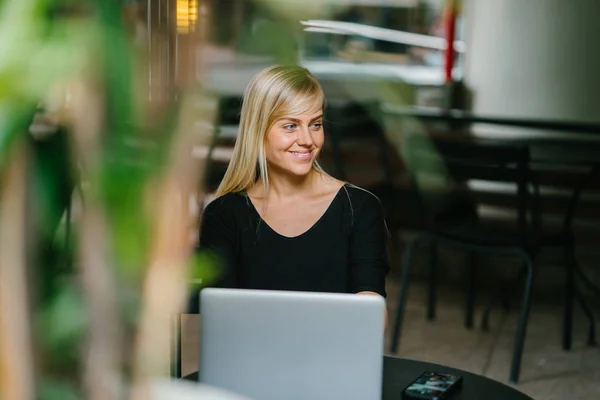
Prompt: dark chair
<box><xmin>324</xmin><ymin>100</ymin><xmax>422</xmax><ymax>251</ymax></box>
<box><xmin>561</xmin><ymin>164</ymin><xmax>600</xmax><ymax>349</ymax></box>
<box><xmin>325</xmin><ymin>100</ymin><xmax>392</xmax><ymax>184</ymax></box>
<box><xmin>203</xmin><ymin>96</ymin><xmax>241</xmax><ymax>192</ymax></box>
<box><xmin>171</xmin><ymin>313</ymin><xmax>183</xmax><ymax>379</ymax></box>
<box><xmin>389</xmin><ymin>134</ymin><xmax>538</xmax><ymax>384</ymax></box>
<box><xmin>480</xmin><ymin>159</ymin><xmax>598</xmax><ymax>350</ymax></box>
<box><xmin>532</xmin><ymin>162</ymin><xmax>599</xmax><ymax>350</ymax></box>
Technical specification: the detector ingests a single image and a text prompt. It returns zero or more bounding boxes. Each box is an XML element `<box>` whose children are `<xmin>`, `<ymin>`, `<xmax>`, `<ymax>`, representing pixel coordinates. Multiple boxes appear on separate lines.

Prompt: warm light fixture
<box><xmin>176</xmin><ymin>0</ymin><xmax>198</xmax><ymax>34</ymax></box>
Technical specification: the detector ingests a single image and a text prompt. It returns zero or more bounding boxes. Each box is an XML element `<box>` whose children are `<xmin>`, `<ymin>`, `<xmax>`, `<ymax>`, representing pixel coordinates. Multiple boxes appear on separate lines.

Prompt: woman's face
<box><xmin>264</xmin><ymin>109</ymin><xmax>324</xmax><ymax>177</ymax></box>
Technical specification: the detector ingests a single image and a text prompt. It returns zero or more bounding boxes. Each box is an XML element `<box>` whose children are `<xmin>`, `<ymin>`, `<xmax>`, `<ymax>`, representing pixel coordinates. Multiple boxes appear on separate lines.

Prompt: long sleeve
<box><xmin>348</xmin><ymin>191</ymin><xmax>390</xmax><ymax>297</ymax></box>
<box><xmin>187</xmin><ymin>197</ymin><xmax>238</xmax><ymax>313</ymax></box>
<box><xmin>199</xmin><ymin>197</ymin><xmax>239</xmax><ymax>287</ymax></box>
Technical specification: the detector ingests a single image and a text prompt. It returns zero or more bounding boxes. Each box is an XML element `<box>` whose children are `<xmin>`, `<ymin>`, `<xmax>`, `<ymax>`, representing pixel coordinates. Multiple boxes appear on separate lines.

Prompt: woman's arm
<box><xmin>197</xmin><ymin>198</ymin><xmax>238</xmax><ymax>287</ymax></box>
<box><xmin>187</xmin><ymin>197</ymin><xmax>238</xmax><ymax>313</ymax></box>
<box><xmin>356</xmin><ymin>291</ymin><xmax>388</xmax><ymax>330</ymax></box>
<box><xmin>348</xmin><ymin>193</ymin><xmax>390</xmax><ymax>296</ymax></box>
<box><xmin>348</xmin><ymin>191</ymin><xmax>390</xmax><ymax>328</ymax></box>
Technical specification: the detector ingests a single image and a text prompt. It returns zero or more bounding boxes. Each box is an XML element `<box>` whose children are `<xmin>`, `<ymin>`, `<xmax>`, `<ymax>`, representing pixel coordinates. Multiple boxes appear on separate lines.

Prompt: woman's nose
<box><xmin>297</xmin><ymin>126</ymin><xmax>314</xmax><ymax>146</ymax></box>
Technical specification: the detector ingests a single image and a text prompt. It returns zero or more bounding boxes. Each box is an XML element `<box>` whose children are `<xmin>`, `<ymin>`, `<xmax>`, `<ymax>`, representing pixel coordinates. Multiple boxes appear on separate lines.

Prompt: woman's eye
<box><xmin>283</xmin><ymin>124</ymin><xmax>297</xmax><ymax>131</ymax></box>
<box><xmin>311</xmin><ymin>122</ymin><xmax>323</xmax><ymax>129</ymax></box>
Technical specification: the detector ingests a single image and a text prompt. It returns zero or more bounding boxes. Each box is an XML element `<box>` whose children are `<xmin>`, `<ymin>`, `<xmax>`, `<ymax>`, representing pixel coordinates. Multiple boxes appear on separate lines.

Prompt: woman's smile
<box><xmin>289</xmin><ymin>150</ymin><xmax>312</xmax><ymax>161</ymax></box>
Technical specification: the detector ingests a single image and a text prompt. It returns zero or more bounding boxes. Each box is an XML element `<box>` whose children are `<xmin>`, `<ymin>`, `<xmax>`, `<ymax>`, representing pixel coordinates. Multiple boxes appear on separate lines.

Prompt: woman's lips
<box><xmin>289</xmin><ymin>151</ymin><xmax>311</xmax><ymax>160</ymax></box>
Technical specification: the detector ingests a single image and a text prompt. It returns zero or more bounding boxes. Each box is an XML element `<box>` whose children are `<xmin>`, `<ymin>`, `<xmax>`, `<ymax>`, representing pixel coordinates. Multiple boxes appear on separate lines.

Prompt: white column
<box><xmin>463</xmin><ymin>0</ymin><xmax>600</xmax><ymax>123</ymax></box>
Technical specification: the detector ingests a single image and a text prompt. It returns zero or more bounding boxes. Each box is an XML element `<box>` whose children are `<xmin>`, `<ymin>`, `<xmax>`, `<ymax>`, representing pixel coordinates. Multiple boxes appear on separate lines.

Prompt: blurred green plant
<box><xmin>0</xmin><ymin>0</ymin><xmax>217</xmax><ymax>398</ymax></box>
<box><xmin>0</xmin><ymin>0</ymin><xmax>91</xmax><ymax>165</ymax></box>
<box><xmin>0</xmin><ymin>3</ymin><xmax>95</xmax><ymax>396</ymax></box>
<box><xmin>0</xmin><ymin>0</ymin><xmax>435</xmax><ymax>398</ymax></box>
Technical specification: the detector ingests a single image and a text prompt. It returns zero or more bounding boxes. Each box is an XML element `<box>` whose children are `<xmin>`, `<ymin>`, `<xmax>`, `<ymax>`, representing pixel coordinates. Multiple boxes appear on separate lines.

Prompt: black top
<box><xmin>188</xmin><ymin>184</ymin><xmax>389</xmax><ymax>313</ymax></box>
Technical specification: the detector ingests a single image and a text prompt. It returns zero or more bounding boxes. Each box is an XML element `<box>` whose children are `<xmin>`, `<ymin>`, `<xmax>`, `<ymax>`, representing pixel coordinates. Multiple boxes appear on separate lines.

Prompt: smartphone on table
<box><xmin>402</xmin><ymin>371</ymin><xmax>463</xmax><ymax>400</ymax></box>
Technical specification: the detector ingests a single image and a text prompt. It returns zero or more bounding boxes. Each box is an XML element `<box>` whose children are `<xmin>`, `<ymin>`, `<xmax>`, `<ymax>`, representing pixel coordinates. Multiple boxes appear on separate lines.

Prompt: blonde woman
<box><xmin>191</xmin><ymin>65</ymin><xmax>389</xmax><ymax>320</ymax></box>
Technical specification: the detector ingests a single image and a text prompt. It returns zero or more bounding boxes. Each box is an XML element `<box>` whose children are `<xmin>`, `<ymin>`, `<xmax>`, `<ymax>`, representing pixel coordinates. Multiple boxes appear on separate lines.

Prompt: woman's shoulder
<box><xmin>341</xmin><ymin>183</ymin><xmax>382</xmax><ymax>207</ymax></box>
<box><xmin>202</xmin><ymin>191</ymin><xmax>251</xmax><ymax>217</ymax></box>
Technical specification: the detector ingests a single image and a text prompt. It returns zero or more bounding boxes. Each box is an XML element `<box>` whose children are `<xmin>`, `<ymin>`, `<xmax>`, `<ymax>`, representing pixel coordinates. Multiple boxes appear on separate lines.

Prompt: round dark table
<box><xmin>182</xmin><ymin>356</ymin><xmax>532</xmax><ymax>400</ymax></box>
<box><xmin>380</xmin><ymin>356</ymin><xmax>532</xmax><ymax>400</ymax></box>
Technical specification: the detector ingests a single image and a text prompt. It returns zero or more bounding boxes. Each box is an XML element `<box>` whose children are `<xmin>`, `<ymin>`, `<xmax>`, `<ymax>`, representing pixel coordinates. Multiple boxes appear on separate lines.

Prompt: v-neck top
<box><xmin>188</xmin><ymin>184</ymin><xmax>389</xmax><ymax>313</ymax></box>
<box><xmin>246</xmin><ymin>184</ymin><xmax>346</xmax><ymax>239</ymax></box>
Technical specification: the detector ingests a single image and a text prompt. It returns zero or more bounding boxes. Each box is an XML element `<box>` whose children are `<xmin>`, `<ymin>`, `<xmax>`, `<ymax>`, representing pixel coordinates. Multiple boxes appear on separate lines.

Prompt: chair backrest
<box><xmin>404</xmin><ymin>133</ymin><xmax>535</xmax><ymax>236</ymax></box>
<box><xmin>325</xmin><ymin>100</ymin><xmax>393</xmax><ymax>183</ymax></box>
<box><xmin>217</xmin><ymin>96</ymin><xmax>242</xmax><ymax>126</ymax></box>
<box><xmin>203</xmin><ymin>96</ymin><xmax>241</xmax><ymax>191</ymax></box>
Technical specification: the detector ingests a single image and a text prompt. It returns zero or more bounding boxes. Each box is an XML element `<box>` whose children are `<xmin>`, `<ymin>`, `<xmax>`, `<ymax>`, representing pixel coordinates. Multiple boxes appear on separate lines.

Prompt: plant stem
<box><xmin>0</xmin><ymin>141</ymin><xmax>35</xmax><ymax>400</ymax></box>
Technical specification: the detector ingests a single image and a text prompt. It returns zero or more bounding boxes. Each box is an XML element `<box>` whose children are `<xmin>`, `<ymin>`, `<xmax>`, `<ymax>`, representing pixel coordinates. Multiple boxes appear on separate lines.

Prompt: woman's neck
<box><xmin>258</xmin><ymin>169</ymin><xmax>320</xmax><ymax>200</ymax></box>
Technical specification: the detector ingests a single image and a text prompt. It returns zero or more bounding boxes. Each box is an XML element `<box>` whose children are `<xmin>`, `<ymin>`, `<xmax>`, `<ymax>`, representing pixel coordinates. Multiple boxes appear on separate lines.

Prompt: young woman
<box><xmin>191</xmin><ymin>65</ymin><xmax>389</xmax><ymax>318</ymax></box>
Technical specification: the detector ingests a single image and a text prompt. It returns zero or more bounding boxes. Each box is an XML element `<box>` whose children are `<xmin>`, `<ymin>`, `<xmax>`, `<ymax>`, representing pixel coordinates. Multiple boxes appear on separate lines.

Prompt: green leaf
<box><xmin>38</xmin><ymin>378</ymin><xmax>82</xmax><ymax>400</ymax></box>
<box><xmin>37</xmin><ymin>281</ymin><xmax>87</xmax><ymax>354</ymax></box>
<box><xmin>189</xmin><ymin>251</ymin><xmax>222</xmax><ymax>289</ymax></box>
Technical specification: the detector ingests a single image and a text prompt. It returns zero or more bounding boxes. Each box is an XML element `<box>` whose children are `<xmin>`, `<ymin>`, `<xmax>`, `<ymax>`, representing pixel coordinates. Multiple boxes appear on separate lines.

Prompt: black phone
<box><xmin>402</xmin><ymin>371</ymin><xmax>463</xmax><ymax>400</ymax></box>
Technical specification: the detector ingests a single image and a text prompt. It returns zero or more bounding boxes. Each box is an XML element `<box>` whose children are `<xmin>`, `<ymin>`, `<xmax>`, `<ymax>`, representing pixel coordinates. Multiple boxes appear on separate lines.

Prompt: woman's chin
<box><xmin>280</xmin><ymin>163</ymin><xmax>315</xmax><ymax>178</ymax></box>
<box><xmin>291</xmin><ymin>163</ymin><xmax>314</xmax><ymax>175</ymax></box>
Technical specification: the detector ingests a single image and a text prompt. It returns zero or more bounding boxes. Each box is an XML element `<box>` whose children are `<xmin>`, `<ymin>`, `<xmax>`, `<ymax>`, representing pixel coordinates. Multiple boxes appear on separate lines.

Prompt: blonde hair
<box><xmin>215</xmin><ymin>65</ymin><xmax>327</xmax><ymax>197</ymax></box>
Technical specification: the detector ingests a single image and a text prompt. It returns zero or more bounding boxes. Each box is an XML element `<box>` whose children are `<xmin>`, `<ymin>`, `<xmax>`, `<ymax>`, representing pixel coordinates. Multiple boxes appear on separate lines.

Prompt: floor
<box><xmin>386</xmin><ymin>275</ymin><xmax>600</xmax><ymax>400</ymax></box>
<box><xmin>180</xmin><ymin>276</ymin><xmax>600</xmax><ymax>400</ymax></box>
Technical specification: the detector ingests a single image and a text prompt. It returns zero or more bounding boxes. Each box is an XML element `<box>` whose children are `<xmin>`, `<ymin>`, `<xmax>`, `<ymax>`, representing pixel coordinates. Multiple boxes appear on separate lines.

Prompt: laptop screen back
<box><xmin>199</xmin><ymin>288</ymin><xmax>385</xmax><ymax>400</ymax></box>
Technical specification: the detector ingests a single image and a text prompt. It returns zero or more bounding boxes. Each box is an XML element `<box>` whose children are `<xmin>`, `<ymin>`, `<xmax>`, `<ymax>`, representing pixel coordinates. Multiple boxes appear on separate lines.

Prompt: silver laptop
<box><xmin>199</xmin><ymin>288</ymin><xmax>386</xmax><ymax>400</ymax></box>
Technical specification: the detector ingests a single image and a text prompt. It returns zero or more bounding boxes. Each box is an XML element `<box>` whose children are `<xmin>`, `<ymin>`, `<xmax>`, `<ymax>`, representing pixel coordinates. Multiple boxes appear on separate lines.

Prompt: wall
<box><xmin>463</xmin><ymin>0</ymin><xmax>600</xmax><ymax>123</ymax></box>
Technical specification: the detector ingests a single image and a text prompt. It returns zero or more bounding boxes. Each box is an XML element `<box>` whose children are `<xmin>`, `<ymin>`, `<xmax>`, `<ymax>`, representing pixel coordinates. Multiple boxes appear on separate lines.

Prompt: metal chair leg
<box><xmin>390</xmin><ymin>235</ymin><xmax>420</xmax><ymax>354</ymax></box>
<box><xmin>563</xmin><ymin>246</ymin><xmax>576</xmax><ymax>351</ymax></box>
<box><xmin>481</xmin><ymin>289</ymin><xmax>501</xmax><ymax>332</ymax></box>
<box><xmin>427</xmin><ymin>242</ymin><xmax>438</xmax><ymax>321</ymax></box>
<box><xmin>481</xmin><ymin>265</ymin><xmax>525</xmax><ymax>331</ymax></box>
<box><xmin>465</xmin><ymin>252</ymin><xmax>476</xmax><ymax>329</ymax></box>
<box><xmin>574</xmin><ymin>262</ymin><xmax>600</xmax><ymax>301</ymax></box>
<box><xmin>509</xmin><ymin>253</ymin><xmax>534</xmax><ymax>384</ymax></box>
<box><xmin>501</xmin><ymin>288</ymin><xmax>512</xmax><ymax>312</ymax></box>
<box><xmin>574</xmin><ymin>281</ymin><xmax>596</xmax><ymax>346</ymax></box>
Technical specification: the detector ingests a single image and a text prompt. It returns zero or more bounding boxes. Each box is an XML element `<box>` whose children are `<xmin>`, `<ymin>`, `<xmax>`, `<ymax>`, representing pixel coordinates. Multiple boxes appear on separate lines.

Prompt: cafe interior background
<box><xmin>1</xmin><ymin>0</ymin><xmax>600</xmax><ymax>399</ymax></box>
